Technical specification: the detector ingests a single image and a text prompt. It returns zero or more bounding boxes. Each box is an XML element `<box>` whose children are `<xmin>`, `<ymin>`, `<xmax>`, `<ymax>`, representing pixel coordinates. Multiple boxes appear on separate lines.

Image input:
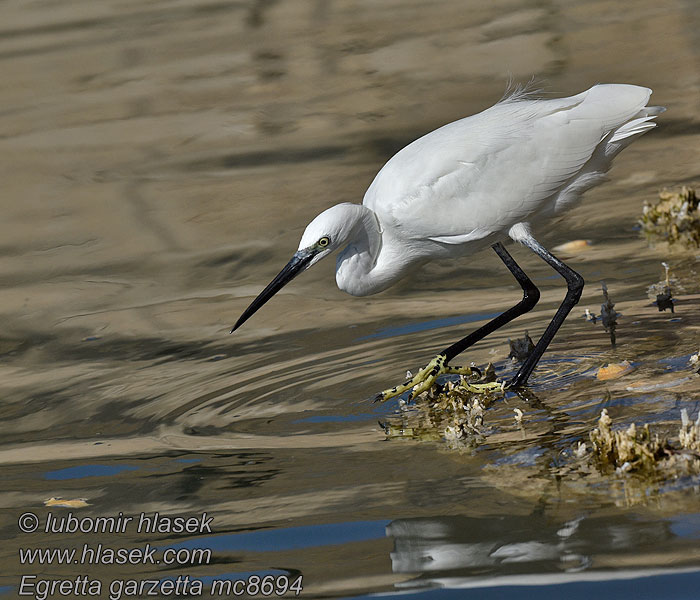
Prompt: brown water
<box><xmin>1</xmin><ymin>0</ymin><xmax>700</xmax><ymax>598</ymax></box>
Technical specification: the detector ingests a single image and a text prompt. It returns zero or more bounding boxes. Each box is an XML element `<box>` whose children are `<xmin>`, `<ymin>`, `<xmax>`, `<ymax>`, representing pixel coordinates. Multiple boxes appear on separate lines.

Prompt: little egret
<box><xmin>232</xmin><ymin>84</ymin><xmax>664</xmax><ymax>401</ymax></box>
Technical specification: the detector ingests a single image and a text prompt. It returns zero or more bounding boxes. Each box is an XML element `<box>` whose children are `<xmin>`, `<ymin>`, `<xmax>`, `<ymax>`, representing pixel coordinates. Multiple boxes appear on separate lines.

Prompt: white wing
<box><xmin>363</xmin><ymin>85</ymin><xmax>656</xmax><ymax>245</ymax></box>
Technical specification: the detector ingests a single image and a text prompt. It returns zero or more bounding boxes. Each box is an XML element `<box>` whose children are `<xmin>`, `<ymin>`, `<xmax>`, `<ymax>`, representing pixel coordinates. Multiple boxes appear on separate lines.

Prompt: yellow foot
<box><xmin>373</xmin><ymin>354</ymin><xmax>504</xmax><ymax>403</ymax></box>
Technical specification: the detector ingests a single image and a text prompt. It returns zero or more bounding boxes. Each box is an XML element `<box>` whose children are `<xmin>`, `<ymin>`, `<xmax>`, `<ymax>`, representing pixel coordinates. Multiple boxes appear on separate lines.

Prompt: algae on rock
<box><xmin>640</xmin><ymin>186</ymin><xmax>700</xmax><ymax>249</ymax></box>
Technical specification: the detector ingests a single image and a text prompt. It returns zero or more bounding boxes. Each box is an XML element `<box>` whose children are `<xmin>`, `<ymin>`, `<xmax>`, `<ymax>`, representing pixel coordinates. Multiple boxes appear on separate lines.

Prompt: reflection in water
<box><xmin>44</xmin><ymin>464</ymin><xmax>139</xmax><ymax>480</ymax></box>
<box><xmin>168</xmin><ymin>519</ymin><xmax>389</xmax><ymax>553</ymax></box>
<box><xmin>388</xmin><ymin>515</ymin><xmax>627</xmax><ymax>574</ymax></box>
<box><xmin>356</xmin><ymin>312</ymin><xmax>502</xmax><ymax>341</ymax></box>
<box><xmin>387</xmin><ymin>514</ymin><xmax>700</xmax><ymax>592</ymax></box>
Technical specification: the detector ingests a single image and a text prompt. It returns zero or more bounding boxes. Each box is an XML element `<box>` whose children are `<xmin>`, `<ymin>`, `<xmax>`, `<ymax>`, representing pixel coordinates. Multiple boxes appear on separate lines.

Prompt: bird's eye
<box><xmin>318</xmin><ymin>236</ymin><xmax>330</xmax><ymax>247</ymax></box>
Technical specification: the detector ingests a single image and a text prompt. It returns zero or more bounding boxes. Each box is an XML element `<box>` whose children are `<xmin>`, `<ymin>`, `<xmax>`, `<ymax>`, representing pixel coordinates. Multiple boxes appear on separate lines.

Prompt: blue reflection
<box><xmin>44</xmin><ymin>464</ymin><xmax>138</xmax><ymax>480</ymax></box>
<box><xmin>670</xmin><ymin>513</ymin><xmax>700</xmax><ymax>539</ymax></box>
<box><xmin>357</xmin><ymin>313</ymin><xmax>500</xmax><ymax>341</ymax></box>
<box><xmin>167</xmin><ymin>520</ymin><xmax>389</xmax><ymax>553</ymax></box>
<box><xmin>345</xmin><ymin>570</ymin><xmax>700</xmax><ymax>600</ymax></box>
<box><xmin>294</xmin><ymin>412</ymin><xmax>381</xmax><ymax>423</ymax></box>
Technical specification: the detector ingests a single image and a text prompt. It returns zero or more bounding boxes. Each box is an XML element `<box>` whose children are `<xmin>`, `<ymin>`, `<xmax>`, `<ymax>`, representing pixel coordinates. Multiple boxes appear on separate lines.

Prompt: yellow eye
<box><xmin>318</xmin><ymin>236</ymin><xmax>330</xmax><ymax>247</ymax></box>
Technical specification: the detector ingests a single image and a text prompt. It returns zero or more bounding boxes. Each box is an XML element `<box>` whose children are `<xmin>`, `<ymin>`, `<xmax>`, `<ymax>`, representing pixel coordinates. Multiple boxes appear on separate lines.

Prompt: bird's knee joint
<box><xmin>570</xmin><ymin>274</ymin><xmax>584</xmax><ymax>292</ymax></box>
<box><xmin>523</xmin><ymin>285</ymin><xmax>540</xmax><ymax>306</ymax></box>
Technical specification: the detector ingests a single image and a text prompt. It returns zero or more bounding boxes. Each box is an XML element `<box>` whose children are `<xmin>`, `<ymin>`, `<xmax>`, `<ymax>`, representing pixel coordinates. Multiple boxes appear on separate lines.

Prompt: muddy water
<box><xmin>1</xmin><ymin>0</ymin><xmax>700</xmax><ymax>598</ymax></box>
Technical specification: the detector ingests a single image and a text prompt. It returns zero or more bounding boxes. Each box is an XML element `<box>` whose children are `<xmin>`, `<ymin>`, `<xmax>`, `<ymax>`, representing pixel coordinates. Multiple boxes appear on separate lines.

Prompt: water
<box><xmin>1</xmin><ymin>0</ymin><xmax>700</xmax><ymax>598</ymax></box>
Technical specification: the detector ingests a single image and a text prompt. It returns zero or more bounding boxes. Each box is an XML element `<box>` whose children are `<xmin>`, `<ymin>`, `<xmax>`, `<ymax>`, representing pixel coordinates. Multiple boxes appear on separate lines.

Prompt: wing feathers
<box><xmin>363</xmin><ymin>84</ymin><xmax>663</xmax><ymax>246</ymax></box>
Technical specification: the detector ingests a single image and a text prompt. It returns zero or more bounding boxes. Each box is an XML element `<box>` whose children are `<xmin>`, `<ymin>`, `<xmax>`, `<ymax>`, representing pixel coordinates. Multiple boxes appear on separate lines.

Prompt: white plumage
<box><xmin>330</xmin><ymin>83</ymin><xmax>661</xmax><ymax>296</ymax></box>
<box><xmin>233</xmin><ymin>83</ymin><xmax>663</xmax><ymax>390</ymax></box>
<box><xmin>273</xmin><ymin>84</ymin><xmax>662</xmax><ymax>300</ymax></box>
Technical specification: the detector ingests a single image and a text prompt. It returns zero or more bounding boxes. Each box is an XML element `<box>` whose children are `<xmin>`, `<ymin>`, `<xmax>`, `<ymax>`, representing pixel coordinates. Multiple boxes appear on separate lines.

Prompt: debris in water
<box><xmin>600</xmin><ymin>283</ymin><xmax>619</xmax><ymax>347</ymax></box>
<box><xmin>44</xmin><ymin>497</ymin><xmax>90</xmax><ymax>508</ymax></box>
<box><xmin>381</xmin><ymin>363</ymin><xmax>504</xmax><ymax>448</ymax></box>
<box><xmin>589</xmin><ymin>409</ymin><xmax>666</xmax><ymax>474</ymax></box>
<box><xmin>651</xmin><ymin>262</ymin><xmax>675</xmax><ymax>312</ymax></box>
<box><xmin>679</xmin><ymin>408</ymin><xmax>700</xmax><ymax>452</ymax></box>
<box><xmin>513</xmin><ymin>407</ymin><xmax>524</xmax><ymax>426</ymax></box>
<box><xmin>587</xmin><ymin>408</ymin><xmax>700</xmax><ymax>476</ymax></box>
<box><xmin>596</xmin><ymin>360</ymin><xmax>634</xmax><ymax>380</ymax></box>
<box><xmin>552</xmin><ymin>239</ymin><xmax>593</xmax><ymax>253</ymax></box>
<box><xmin>481</xmin><ymin>362</ymin><xmax>497</xmax><ymax>382</ymax></box>
<box><xmin>691</xmin><ymin>352</ymin><xmax>700</xmax><ymax>374</ymax></box>
<box><xmin>508</xmin><ymin>332</ymin><xmax>535</xmax><ymax>362</ymax></box>
<box><xmin>656</xmin><ymin>288</ymin><xmax>674</xmax><ymax>312</ymax></box>
<box><xmin>573</xmin><ymin>441</ymin><xmax>587</xmax><ymax>459</ymax></box>
<box><xmin>583</xmin><ymin>308</ymin><xmax>598</xmax><ymax>324</ymax></box>
<box><xmin>640</xmin><ymin>186</ymin><xmax>700</xmax><ymax>249</ymax></box>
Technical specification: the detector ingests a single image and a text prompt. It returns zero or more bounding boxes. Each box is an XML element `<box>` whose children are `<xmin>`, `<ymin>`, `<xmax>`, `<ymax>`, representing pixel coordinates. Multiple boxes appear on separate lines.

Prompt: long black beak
<box><xmin>231</xmin><ymin>249</ymin><xmax>315</xmax><ymax>333</ymax></box>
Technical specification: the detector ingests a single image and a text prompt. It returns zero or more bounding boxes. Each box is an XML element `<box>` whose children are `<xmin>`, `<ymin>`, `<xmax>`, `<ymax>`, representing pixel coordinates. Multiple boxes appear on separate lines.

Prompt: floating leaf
<box><xmin>596</xmin><ymin>360</ymin><xmax>634</xmax><ymax>380</ymax></box>
<box><xmin>552</xmin><ymin>239</ymin><xmax>593</xmax><ymax>253</ymax></box>
<box><xmin>44</xmin><ymin>497</ymin><xmax>90</xmax><ymax>508</ymax></box>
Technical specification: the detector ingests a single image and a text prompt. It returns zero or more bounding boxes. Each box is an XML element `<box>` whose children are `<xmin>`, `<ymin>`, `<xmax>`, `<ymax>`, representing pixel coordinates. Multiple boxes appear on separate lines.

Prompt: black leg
<box><xmin>440</xmin><ymin>242</ymin><xmax>541</xmax><ymax>363</ymax></box>
<box><xmin>507</xmin><ymin>236</ymin><xmax>584</xmax><ymax>388</ymax></box>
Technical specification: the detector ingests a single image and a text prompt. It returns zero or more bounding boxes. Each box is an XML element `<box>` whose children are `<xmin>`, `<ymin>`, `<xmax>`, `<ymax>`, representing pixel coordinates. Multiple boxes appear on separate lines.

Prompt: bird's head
<box><xmin>231</xmin><ymin>203</ymin><xmax>361</xmax><ymax>332</ymax></box>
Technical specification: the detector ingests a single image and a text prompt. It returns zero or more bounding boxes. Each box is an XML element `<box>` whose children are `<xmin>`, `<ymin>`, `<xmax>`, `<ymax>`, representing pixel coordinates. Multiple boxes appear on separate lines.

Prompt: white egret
<box><xmin>232</xmin><ymin>84</ymin><xmax>664</xmax><ymax>401</ymax></box>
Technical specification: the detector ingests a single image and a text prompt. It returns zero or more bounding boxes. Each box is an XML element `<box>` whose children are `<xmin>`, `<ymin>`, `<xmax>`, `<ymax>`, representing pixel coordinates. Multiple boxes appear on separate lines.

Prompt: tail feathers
<box><xmin>610</xmin><ymin>116</ymin><xmax>658</xmax><ymax>143</ymax></box>
<box><xmin>640</xmin><ymin>105</ymin><xmax>666</xmax><ymax>117</ymax></box>
<box><xmin>555</xmin><ymin>98</ymin><xmax>664</xmax><ymax>213</ymax></box>
<box><xmin>608</xmin><ymin>105</ymin><xmax>665</xmax><ymax>144</ymax></box>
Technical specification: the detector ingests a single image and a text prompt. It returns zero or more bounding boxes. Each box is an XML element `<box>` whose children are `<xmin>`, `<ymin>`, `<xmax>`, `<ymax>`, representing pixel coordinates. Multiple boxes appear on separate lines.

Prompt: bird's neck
<box><xmin>335</xmin><ymin>205</ymin><xmax>402</xmax><ymax>296</ymax></box>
